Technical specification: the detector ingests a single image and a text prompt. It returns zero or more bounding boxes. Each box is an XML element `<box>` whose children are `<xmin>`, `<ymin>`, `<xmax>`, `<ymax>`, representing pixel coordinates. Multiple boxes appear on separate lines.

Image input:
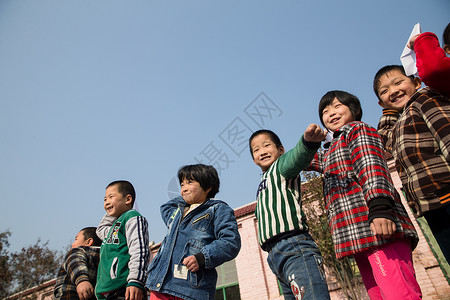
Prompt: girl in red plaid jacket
<box><xmin>309</xmin><ymin>90</ymin><xmax>421</xmax><ymax>300</ymax></box>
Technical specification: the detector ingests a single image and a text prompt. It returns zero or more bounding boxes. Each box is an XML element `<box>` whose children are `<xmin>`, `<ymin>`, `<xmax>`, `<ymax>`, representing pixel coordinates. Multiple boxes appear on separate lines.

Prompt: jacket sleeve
<box><xmin>160</xmin><ymin>196</ymin><xmax>184</xmax><ymax>227</ymax></box>
<box><xmin>125</xmin><ymin>215</ymin><xmax>150</xmax><ymax>288</ymax></box>
<box><xmin>96</xmin><ymin>214</ymin><xmax>116</xmax><ymax>240</ymax></box>
<box><xmin>278</xmin><ymin>135</ymin><xmax>320</xmax><ymax>178</ymax></box>
<box><xmin>63</xmin><ymin>248</ymin><xmax>91</xmax><ymax>286</ymax></box>
<box><xmin>415</xmin><ymin>32</ymin><xmax>450</xmax><ymax>96</ymax></box>
<box><xmin>307</xmin><ymin>151</ymin><xmax>325</xmax><ymax>173</ymax></box>
<box><xmin>377</xmin><ymin>109</ymin><xmax>399</xmax><ymax>153</ymax></box>
<box><xmin>201</xmin><ymin>203</ymin><xmax>241</xmax><ymax>269</ymax></box>
<box><xmin>419</xmin><ymin>93</ymin><xmax>450</xmax><ymax>161</ymax></box>
<box><xmin>347</xmin><ymin>123</ymin><xmax>397</xmax><ymax>204</ymax></box>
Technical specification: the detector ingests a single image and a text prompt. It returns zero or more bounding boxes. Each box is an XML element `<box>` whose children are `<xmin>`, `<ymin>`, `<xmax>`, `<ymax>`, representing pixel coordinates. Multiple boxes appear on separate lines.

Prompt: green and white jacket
<box><xmin>95</xmin><ymin>210</ymin><xmax>149</xmax><ymax>298</ymax></box>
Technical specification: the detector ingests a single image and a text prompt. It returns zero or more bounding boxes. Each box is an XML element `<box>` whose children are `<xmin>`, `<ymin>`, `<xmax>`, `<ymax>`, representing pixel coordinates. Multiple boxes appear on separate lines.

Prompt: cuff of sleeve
<box><xmin>194</xmin><ymin>253</ymin><xmax>206</xmax><ymax>269</ymax></box>
<box><xmin>127</xmin><ymin>281</ymin><xmax>144</xmax><ymax>290</ymax></box>
<box><xmin>74</xmin><ymin>275</ymin><xmax>89</xmax><ymax>286</ymax></box>
<box><xmin>382</xmin><ymin>109</ymin><xmax>400</xmax><ymax>116</ymax></box>
<box><xmin>368</xmin><ymin>197</ymin><xmax>395</xmax><ymax>223</ymax></box>
<box><xmin>301</xmin><ymin>136</ymin><xmax>321</xmax><ymax>150</ymax></box>
<box><xmin>415</xmin><ymin>32</ymin><xmax>438</xmax><ymax>45</ymax></box>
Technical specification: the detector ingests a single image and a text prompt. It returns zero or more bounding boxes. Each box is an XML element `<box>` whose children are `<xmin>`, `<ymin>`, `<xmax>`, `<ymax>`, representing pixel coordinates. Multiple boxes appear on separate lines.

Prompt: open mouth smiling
<box><xmin>391</xmin><ymin>94</ymin><xmax>405</xmax><ymax>103</ymax></box>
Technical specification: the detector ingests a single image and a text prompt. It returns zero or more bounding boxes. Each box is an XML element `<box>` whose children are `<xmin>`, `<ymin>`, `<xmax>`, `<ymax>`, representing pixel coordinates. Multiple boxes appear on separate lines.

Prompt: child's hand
<box><xmin>408</xmin><ymin>33</ymin><xmax>420</xmax><ymax>50</ymax></box>
<box><xmin>370</xmin><ymin>218</ymin><xmax>396</xmax><ymax>238</ymax></box>
<box><xmin>126</xmin><ymin>286</ymin><xmax>144</xmax><ymax>300</ymax></box>
<box><xmin>183</xmin><ymin>255</ymin><xmax>199</xmax><ymax>272</ymax></box>
<box><xmin>76</xmin><ymin>281</ymin><xmax>94</xmax><ymax>300</ymax></box>
<box><xmin>304</xmin><ymin>124</ymin><xmax>327</xmax><ymax>143</ymax></box>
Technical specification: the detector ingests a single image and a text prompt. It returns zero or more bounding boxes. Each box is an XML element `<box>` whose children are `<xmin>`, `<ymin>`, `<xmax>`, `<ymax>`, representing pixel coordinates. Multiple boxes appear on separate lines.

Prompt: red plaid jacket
<box><xmin>378</xmin><ymin>87</ymin><xmax>450</xmax><ymax>217</ymax></box>
<box><xmin>310</xmin><ymin>121</ymin><xmax>418</xmax><ymax>259</ymax></box>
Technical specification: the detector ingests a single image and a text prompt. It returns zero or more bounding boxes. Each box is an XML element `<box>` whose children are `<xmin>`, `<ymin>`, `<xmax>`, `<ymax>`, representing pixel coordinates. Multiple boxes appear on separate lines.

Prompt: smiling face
<box><xmin>104</xmin><ymin>184</ymin><xmax>132</xmax><ymax>218</ymax></box>
<box><xmin>180</xmin><ymin>178</ymin><xmax>211</xmax><ymax>205</ymax></box>
<box><xmin>377</xmin><ymin>70</ymin><xmax>421</xmax><ymax>111</ymax></box>
<box><xmin>250</xmin><ymin>133</ymin><xmax>285</xmax><ymax>172</ymax></box>
<box><xmin>322</xmin><ymin>98</ymin><xmax>355</xmax><ymax>132</ymax></box>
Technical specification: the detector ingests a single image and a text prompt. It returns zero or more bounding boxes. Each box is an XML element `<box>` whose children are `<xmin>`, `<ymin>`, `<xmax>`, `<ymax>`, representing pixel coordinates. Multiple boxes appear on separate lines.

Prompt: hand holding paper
<box><xmin>400</xmin><ymin>23</ymin><xmax>421</xmax><ymax>76</ymax></box>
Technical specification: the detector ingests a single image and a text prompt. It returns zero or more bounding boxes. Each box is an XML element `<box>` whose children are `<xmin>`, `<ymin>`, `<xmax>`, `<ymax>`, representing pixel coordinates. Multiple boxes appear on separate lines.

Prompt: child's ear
<box><xmin>378</xmin><ymin>100</ymin><xmax>385</xmax><ymax>108</ymax></box>
<box><xmin>279</xmin><ymin>145</ymin><xmax>285</xmax><ymax>155</ymax></box>
<box><xmin>85</xmin><ymin>238</ymin><xmax>94</xmax><ymax>247</ymax></box>
<box><xmin>444</xmin><ymin>44</ymin><xmax>450</xmax><ymax>55</ymax></box>
<box><xmin>413</xmin><ymin>77</ymin><xmax>422</xmax><ymax>90</ymax></box>
<box><xmin>125</xmin><ymin>194</ymin><xmax>133</xmax><ymax>205</ymax></box>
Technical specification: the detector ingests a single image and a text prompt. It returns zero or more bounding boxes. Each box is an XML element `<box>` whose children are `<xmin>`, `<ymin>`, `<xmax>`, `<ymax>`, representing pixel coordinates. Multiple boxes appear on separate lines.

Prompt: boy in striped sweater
<box><xmin>249</xmin><ymin>125</ymin><xmax>331</xmax><ymax>300</ymax></box>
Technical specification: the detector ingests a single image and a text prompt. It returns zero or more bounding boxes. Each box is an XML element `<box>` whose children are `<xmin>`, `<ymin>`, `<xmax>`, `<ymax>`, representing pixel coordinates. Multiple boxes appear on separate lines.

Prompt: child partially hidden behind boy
<box><xmin>96</xmin><ymin>180</ymin><xmax>150</xmax><ymax>300</ymax></box>
<box><xmin>374</xmin><ymin>64</ymin><xmax>450</xmax><ymax>263</ymax></box>
<box><xmin>408</xmin><ymin>22</ymin><xmax>450</xmax><ymax>97</ymax></box>
<box><xmin>54</xmin><ymin>227</ymin><xmax>102</xmax><ymax>300</ymax></box>
<box><xmin>146</xmin><ymin>164</ymin><xmax>241</xmax><ymax>300</ymax></box>
<box><xmin>249</xmin><ymin>125</ymin><xmax>331</xmax><ymax>300</ymax></box>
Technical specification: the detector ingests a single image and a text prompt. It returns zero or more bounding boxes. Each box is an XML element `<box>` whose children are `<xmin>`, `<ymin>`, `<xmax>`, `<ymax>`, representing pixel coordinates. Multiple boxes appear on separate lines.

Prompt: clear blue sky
<box><xmin>1</xmin><ymin>0</ymin><xmax>449</xmax><ymax>252</ymax></box>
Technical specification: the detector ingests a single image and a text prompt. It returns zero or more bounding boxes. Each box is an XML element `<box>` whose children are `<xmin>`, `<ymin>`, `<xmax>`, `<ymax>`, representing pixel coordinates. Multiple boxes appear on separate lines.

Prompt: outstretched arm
<box><xmin>279</xmin><ymin>124</ymin><xmax>325</xmax><ymax>178</ymax></box>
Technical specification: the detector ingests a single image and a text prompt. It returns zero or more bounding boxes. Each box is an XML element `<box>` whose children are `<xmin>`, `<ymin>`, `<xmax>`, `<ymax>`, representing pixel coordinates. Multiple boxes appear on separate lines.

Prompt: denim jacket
<box><xmin>146</xmin><ymin>196</ymin><xmax>241</xmax><ymax>300</ymax></box>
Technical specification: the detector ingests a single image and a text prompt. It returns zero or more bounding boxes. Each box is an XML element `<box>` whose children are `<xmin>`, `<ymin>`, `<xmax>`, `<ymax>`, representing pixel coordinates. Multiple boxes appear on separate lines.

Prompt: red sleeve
<box><xmin>415</xmin><ymin>32</ymin><xmax>450</xmax><ymax>96</ymax></box>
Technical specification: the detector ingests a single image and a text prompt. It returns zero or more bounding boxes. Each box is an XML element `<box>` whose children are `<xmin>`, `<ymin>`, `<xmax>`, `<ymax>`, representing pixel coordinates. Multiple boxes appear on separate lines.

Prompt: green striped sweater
<box><xmin>255</xmin><ymin>137</ymin><xmax>318</xmax><ymax>248</ymax></box>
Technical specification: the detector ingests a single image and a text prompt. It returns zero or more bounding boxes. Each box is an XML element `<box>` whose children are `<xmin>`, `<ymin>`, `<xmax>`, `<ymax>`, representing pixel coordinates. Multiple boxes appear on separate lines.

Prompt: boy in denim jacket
<box><xmin>146</xmin><ymin>164</ymin><xmax>241</xmax><ymax>300</ymax></box>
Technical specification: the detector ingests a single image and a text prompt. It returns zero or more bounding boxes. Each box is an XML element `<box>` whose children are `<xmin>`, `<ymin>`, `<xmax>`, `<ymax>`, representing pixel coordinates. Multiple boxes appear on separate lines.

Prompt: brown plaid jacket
<box><xmin>53</xmin><ymin>246</ymin><xmax>100</xmax><ymax>300</ymax></box>
<box><xmin>378</xmin><ymin>87</ymin><xmax>450</xmax><ymax>217</ymax></box>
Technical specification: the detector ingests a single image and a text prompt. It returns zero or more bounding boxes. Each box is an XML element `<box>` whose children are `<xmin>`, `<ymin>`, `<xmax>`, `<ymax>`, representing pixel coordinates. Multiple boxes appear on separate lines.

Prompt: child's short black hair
<box><xmin>178</xmin><ymin>164</ymin><xmax>220</xmax><ymax>199</ymax></box>
<box><xmin>443</xmin><ymin>22</ymin><xmax>450</xmax><ymax>46</ymax></box>
<box><xmin>318</xmin><ymin>90</ymin><xmax>362</xmax><ymax>128</ymax></box>
<box><xmin>81</xmin><ymin>227</ymin><xmax>102</xmax><ymax>246</ymax></box>
<box><xmin>373</xmin><ymin>65</ymin><xmax>415</xmax><ymax>100</ymax></box>
<box><xmin>248</xmin><ymin>129</ymin><xmax>282</xmax><ymax>159</ymax></box>
<box><xmin>106</xmin><ymin>180</ymin><xmax>136</xmax><ymax>207</ymax></box>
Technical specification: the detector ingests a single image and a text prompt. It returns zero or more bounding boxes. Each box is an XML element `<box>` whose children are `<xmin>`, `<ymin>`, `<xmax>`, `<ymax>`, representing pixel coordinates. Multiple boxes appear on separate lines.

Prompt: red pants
<box><xmin>149</xmin><ymin>291</ymin><xmax>184</xmax><ymax>300</ymax></box>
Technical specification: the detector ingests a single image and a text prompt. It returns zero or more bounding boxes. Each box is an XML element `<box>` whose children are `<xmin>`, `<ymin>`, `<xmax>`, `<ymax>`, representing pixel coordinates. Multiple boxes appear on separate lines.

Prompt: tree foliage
<box><xmin>301</xmin><ymin>171</ymin><xmax>365</xmax><ymax>300</ymax></box>
<box><xmin>0</xmin><ymin>231</ymin><xmax>65</xmax><ymax>297</ymax></box>
<box><xmin>0</xmin><ymin>231</ymin><xmax>13</xmax><ymax>299</ymax></box>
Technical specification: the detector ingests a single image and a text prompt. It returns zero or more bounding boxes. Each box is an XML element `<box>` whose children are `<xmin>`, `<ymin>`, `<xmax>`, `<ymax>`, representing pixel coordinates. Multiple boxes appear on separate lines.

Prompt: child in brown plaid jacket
<box><xmin>374</xmin><ymin>64</ymin><xmax>450</xmax><ymax>264</ymax></box>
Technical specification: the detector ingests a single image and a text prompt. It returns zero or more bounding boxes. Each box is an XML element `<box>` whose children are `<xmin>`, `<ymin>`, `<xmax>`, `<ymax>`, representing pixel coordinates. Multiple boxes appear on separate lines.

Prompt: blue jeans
<box><xmin>266</xmin><ymin>233</ymin><xmax>330</xmax><ymax>300</ymax></box>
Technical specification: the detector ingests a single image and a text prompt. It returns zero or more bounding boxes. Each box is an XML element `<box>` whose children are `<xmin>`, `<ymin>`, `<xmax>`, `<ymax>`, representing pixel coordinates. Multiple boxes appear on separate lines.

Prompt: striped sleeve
<box><xmin>125</xmin><ymin>215</ymin><xmax>150</xmax><ymax>286</ymax></box>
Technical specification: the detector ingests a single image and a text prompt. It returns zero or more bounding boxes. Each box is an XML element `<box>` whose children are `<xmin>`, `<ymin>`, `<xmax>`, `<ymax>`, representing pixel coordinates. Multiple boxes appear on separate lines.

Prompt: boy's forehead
<box><xmin>105</xmin><ymin>184</ymin><xmax>119</xmax><ymax>193</ymax></box>
<box><xmin>380</xmin><ymin>70</ymin><xmax>407</xmax><ymax>83</ymax></box>
<box><xmin>252</xmin><ymin>133</ymin><xmax>272</xmax><ymax>143</ymax></box>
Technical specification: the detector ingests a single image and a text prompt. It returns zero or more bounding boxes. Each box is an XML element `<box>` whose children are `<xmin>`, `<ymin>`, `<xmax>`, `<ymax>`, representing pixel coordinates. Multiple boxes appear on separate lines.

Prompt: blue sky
<box><xmin>1</xmin><ymin>0</ymin><xmax>449</xmax><ymax>252</ymax></box>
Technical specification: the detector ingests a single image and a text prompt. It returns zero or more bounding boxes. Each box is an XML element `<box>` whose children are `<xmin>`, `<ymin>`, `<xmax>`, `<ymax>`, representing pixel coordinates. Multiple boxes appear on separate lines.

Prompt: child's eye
<box><xmin>395</xmin><ymin>80</ymin><xmax>403</xmax><ymax>85</ymax></box>
<box><xmin>379</xmin><ymin>90</ymin><xmax>387</xmax><ymax>96</ymax></box>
